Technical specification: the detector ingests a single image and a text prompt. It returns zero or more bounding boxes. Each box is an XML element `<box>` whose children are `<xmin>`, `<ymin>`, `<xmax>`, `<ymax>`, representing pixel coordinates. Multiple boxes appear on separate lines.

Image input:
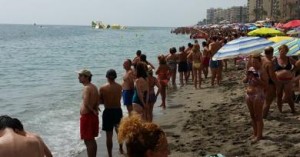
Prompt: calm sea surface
<box><xmin>0</xmin><ymin>24</ymin><xmax>191</xmax><ymax>156</ymax></box>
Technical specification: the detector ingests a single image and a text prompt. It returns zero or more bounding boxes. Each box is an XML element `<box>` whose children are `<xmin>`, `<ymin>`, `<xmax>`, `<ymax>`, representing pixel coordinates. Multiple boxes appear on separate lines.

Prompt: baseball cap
<box><xmin>76</xmin><ymin>69</ymin><xmax>92</xmax><ymax>77</ymax></box>
<box><xmin>106</xmin><ymin>69</ymin><xmax>117</xmax><ymax>79</ymax></box>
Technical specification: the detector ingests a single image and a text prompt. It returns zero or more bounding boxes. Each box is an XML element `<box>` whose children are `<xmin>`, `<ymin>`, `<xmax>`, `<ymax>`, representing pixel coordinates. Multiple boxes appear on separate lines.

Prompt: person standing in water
<box><xmin>77</xmin><ymin>69</ymin><xmax>99</xmax><ymax>157</ymax></box>
<box><xmin>122</xmin><ymin>59</ymin><xmax>135</xmax><ymax>115</ymax></box>
<box><xmin>99</xmin><ymin>69</ymin><xmax>124</xmax><ymax>156</ymax></box>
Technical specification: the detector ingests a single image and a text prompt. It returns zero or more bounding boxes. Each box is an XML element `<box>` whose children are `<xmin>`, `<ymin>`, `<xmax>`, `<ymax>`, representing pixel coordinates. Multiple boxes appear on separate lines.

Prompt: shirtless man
<box><xmin>122</xmin><ymin>59</ymin><xmax>135</xmax><ymax>115</ymax></box>
<box><xmin>166</xmin><ymin>47</ymin><xmax>178</xmax><ymax>86</ymax></box>
<box><xmin>209</xmin><ymin>36</ymin><xmax>222</xmax><ymax>86</ymax></box>
<box><xmin>132</xmin><ymin>50</ymin><xmax>142</xmax><ymax>68</ymax></box>
<box><xmin>185</xmin><ymin>43</ymin><xmax>194</xmax><ymax>81</ymax></box>
<box><xmin>77</xmin><ymin>69</ymin><xmax>99</xmax><ymax>157</ymax></box>
<box><xmin>261</xmin><ymin>47</ymin><xmax>277</xmax><ymax>118</ymax></box>
<box><xmin>11</xmin><ymin>118</ymin><xmax>52</xmax><ymax>157</ymax></box>
<box><xmin>99</xmin><ymin>69</ymin><xmax>123</xmax><ymax>157</ymax></box>
<box><xmin>178</xmin><ymin>46</ymin><xmax>188</xmax><ymax>86</ymax></box>
<box><xmin>201</xmin><ymin>41</ymin><xmax>210</xmax><ymax>79</ymax></box>
<box><xmin>0</xmin><ymin>115</ymin><xmax>44</xmax><ymax>157</ymax></box>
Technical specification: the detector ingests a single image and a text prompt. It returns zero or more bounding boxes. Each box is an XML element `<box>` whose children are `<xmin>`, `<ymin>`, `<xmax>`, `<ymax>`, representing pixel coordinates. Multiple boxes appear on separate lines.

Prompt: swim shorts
<box><xmin>122</xmin><ymin>89</ymin><xmax>134</xmax><ymax>106</ymax></box>
<box><xmin>80</xmin><ymin>113</ymin><xmax>99</xmax><ymax>140</ymax></box>
<box><xmin>178</xmin><ymin>61</ymin><xmax>188</xmax><ymax>72</ymax></box>
<box><xmin>210</xmin><ymin>60</ymin><xmax>221</xmax><ymax>69</ymax></box>
<box><xmin>102</xmin><ymin>108</ymin><xmax>123</xmax><ymax>132</ymax></box>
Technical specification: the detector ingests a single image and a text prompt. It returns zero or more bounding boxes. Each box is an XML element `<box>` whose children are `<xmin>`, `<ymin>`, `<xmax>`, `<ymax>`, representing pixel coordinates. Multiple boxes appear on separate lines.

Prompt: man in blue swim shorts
<box><xmin>122</xmin><ymin>59</ymin><xmax>135</xmax><ymax>115</ymax></box>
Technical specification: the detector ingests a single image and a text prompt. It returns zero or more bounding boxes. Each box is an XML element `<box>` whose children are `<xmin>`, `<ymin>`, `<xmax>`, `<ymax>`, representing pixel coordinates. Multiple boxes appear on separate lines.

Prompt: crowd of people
<box><xmin>2</xmin><ymin>26</ymin><xmax>299</xmax><ymax>157</ymax></box>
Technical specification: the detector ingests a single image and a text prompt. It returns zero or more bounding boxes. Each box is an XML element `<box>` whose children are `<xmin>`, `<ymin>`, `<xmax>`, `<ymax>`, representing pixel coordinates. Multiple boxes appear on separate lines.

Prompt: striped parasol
<box><xmin>272</xmin><ymin>38</ymin><xmax>300</xmax><ymax>56</ymax></box>
<box><xmin>212</xmin><ymin>37</ymin><xmax>274</xmax><ymax>60</ymax></box>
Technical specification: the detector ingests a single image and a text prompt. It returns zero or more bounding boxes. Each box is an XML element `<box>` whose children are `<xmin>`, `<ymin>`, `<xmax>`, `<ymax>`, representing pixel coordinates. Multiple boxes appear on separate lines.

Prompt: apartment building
<box><xmin>248</xmin><ymin>0</ymin><xmax>300</xmax><ymax>22</ymax></box>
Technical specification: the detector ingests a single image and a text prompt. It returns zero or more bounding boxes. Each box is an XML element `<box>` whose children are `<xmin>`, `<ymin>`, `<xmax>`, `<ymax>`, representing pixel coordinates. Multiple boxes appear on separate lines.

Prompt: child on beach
<box><xmin>156</xmin><ymin>55</ymin><xmax>170</xmax><ymax>109</ymax></box>
<box><xmin>243</xmin><ymin>55</ymin><xmax>268</xmax><ymax>143</ymax></box>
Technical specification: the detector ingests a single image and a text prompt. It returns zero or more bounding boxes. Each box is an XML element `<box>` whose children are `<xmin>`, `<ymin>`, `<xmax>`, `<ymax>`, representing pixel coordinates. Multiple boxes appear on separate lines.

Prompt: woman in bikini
<box><xmin>147</xmin><ymin>66</ymin><xmax>161</xmax><ymax>122</ymax></box>
<box><xmin>156</xmin><ymin>55</ymin><xmax>170</xmax><ymax>109</ymax></box>
<box><xmin>187</xmin><ymin>44</ymin><xmax>202</xmax><ymax>89</ymax></box>
<box><xmin>243</xmin><ymin>55</ymin><xmax>268</xmax><ymax>143</ymax></box>
<box><xmin>274</xmin><ymin>44</ymin><xmax>296</xmax><ymax>113</ymax></box>
<box><xmin>132</xmin><ymin>62</ymin><xmax>149</xmax><ymax>120</ymax></box>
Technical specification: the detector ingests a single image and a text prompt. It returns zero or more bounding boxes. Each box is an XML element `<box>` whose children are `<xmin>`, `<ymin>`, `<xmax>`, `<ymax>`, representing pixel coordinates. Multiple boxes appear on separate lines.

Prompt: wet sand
<box><xmin>77</xmin><ymin>65</ymin><xmax>300</xmax><ymax>157</ymax></box>
<box><xmin>159</xmin><ymin>67</ymin><xmax>300</xmax><ymax>156</ymax></box>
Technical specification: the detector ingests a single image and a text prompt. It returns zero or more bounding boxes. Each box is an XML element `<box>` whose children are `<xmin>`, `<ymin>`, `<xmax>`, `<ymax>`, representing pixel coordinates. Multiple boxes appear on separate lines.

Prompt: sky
<box><xmin>0</xmin><ymin>0</ymin><xmax>247</xmax><ymax>27</ymax></box>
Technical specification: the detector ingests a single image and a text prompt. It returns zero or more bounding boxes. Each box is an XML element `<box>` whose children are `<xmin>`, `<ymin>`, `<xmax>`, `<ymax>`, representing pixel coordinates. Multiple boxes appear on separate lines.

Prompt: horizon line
<box><xmin>0</xmin><ymin>23</ymin><xmax>185</xmax><ymax>28</ymax></box>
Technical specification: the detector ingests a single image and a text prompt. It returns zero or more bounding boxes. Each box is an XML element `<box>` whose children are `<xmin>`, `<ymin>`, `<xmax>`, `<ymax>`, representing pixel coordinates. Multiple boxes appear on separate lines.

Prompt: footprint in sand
<box><xmin>160</xmin><ymin>124</ymin><xmax>177</xmax><ymax>130</ymax></box>
<box><xmin>172</xmin><ymin>134</ymin><xmax>181</xmax><ymax>138</ymax></box>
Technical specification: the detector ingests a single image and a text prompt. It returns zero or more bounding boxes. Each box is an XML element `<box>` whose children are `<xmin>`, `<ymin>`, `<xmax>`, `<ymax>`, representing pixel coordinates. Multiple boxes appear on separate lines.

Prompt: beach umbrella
<box><xmin>212</xmin><ymin>37</ymin><xmax>274</xmax><ymax>60</ymax></box>
<box><xmin>248</xmin><ymin>27</ymin><xmax>284</xmax><ymax>37</ymax></box>
<box><xmin>268</xmin><ymin>36</ymin><xmax>293</xmax><ymax>43</ymax></box>
<box><xmin>283</xmin><ymin>20</ymin><xmax>300</xmax><ymax>29</ymax></box>
<box><xmin>272</xmin><ymin>38</ymin><xmax>300</xmax><ymax>56</ymax></box>
<box><xmin>286</xmin><ymin>27</ymin><xmax>300</xmax><ymax>35</ymax></box>
<box><xmin>248</xmin><ymin>25</ymin><xmax>257</xmax><ymax>30</ymax></box>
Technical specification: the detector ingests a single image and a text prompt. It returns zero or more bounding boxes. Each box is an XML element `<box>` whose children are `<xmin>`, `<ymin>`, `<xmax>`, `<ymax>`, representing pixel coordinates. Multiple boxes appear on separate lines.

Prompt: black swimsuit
<box><xmin>274</xmin><ymin>58</ymin><xmax>293</xmax><ymax>71</ymax></box>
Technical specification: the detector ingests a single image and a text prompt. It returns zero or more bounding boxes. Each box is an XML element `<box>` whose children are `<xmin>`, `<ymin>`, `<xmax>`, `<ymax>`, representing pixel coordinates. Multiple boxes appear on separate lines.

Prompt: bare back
<box><xmin>0</xmin><ymin>129</ymin><xmax>43</xmax><ymax>157</ymax></box>
<box><xmin>209</xmin><ymin>42</ymin><xmax>221</xmax><ymax>56</ymax></box>
<box><xmin>99</xmin><ymin>82</ymin><xmax>122</xmax><ymax>108</ymax></box>
<box><xmin>80</xmin><ymin>83</ymin><xmax>99</xmax><ymax>115</ymax></box>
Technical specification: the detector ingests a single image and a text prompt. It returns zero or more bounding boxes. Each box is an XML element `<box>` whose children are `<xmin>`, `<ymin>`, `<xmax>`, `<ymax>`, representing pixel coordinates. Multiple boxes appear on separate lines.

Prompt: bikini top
<box><xmin>248</xmin><ymin>67</ymin><xmax>261</xmax><ymax>86</ymax></box>
<box><xmin>274</xmin><ymin>58</ymin><xmax>293</xmax><ymax>71</ymax></box>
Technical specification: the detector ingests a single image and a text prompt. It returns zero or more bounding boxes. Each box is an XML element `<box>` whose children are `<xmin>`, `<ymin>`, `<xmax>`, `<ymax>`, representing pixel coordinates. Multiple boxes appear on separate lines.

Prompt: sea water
<box><xmin>0</xmin><ymin>24</ymin><xmax>191</xmax><ymax>156</ymax></box>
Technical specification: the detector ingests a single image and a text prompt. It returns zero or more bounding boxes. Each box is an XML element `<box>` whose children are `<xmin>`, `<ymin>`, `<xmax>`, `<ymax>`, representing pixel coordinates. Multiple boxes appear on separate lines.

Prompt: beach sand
<box><xmin>159</xmin><ymin>66</ymin><xmax>300</xmax><ymax>157</ymax></box>
<box><xmin>77</xmin><ymin>64</ymin><xmax>300</xmax><ymax>157</ymax></box>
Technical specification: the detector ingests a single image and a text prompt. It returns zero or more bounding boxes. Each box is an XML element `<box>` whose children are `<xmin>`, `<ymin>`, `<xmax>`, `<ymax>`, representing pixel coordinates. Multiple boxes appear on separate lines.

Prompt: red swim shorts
<box><xmin>80</xmin><ymin>113</ymin><xmax>99</xmax><ymax>140</ymax></box>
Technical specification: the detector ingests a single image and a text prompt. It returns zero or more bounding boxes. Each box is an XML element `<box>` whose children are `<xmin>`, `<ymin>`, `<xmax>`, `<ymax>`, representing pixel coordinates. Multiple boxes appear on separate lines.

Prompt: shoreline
<box><xmin>76</xmin><ymin>63</ymin><xmax>300</xmax><ymax>157</ymax></box>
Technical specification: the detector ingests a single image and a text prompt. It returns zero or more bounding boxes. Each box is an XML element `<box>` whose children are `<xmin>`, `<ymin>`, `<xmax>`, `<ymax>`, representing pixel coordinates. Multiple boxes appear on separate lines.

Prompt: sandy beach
<box><xmin>77</xmin><ymin>63</ymin><xmax>300</xmax><ymax>157</ymax></box>
<box><xmin>158</xmin><ymin>65</ymin><xmax>300</xmax><ymax>157</ymax></box>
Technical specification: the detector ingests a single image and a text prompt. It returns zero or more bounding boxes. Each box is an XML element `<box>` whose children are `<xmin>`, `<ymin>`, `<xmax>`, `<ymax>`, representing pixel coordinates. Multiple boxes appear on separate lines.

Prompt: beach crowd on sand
<box><xmin>1</xmin><ymin>24</ymin><xmax>300</xmax><ymax>157</ymax></box>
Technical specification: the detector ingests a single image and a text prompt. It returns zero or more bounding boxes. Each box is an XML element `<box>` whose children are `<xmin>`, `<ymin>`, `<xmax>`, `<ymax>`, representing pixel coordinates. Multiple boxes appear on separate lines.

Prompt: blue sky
<box><xmin>0</xmin><ymin>0</ymin><xmax>247</xmax><ymax>27</ymax></box>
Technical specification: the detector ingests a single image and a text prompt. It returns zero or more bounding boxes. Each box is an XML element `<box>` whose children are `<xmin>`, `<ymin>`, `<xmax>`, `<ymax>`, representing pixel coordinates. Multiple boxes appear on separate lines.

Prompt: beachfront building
<box><xmin>279</xmin><ymin>0</ymin><xmax>300</xmax><ymax>20</ymax></box>
<box><xmin>206</xmin><ymin>6</ymin><xmax>248</xmax><ymax>24</ymax></box>
<box><xmin>247</xmin><ymin>0</ymin><xmax>300</xmax><ymax>22</ymax></box>
<box><xmin>230</xmin><ymin>6</ymin><xmax>248</xmax><ymax>23</ymax></box>
<box><xmin>206</xmin><ymin>8</ymin><xmax>216</xmax><ymax>24</ymax></box>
